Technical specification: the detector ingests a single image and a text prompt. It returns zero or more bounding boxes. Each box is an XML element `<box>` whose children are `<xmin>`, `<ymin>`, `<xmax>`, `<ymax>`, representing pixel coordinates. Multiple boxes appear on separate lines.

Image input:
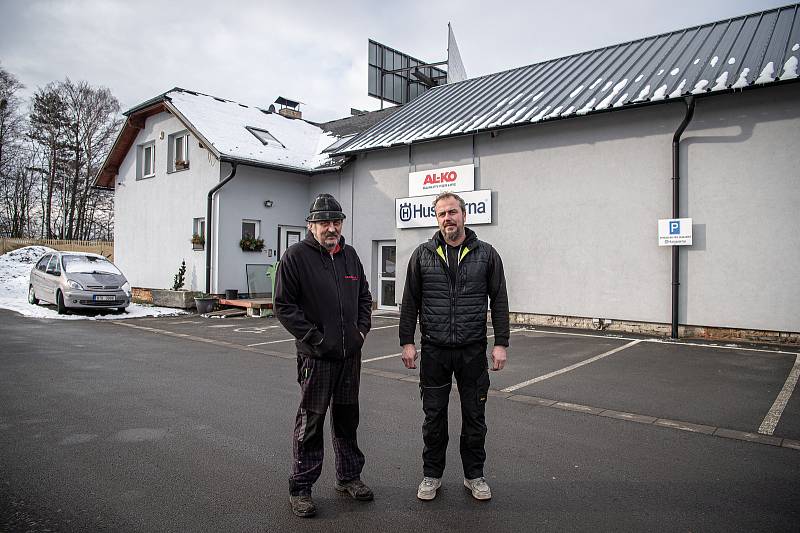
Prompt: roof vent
<box><xmin>275</xmin><ymin>96</ymin><xmax>302</xmax><ymax>119</ymax></box>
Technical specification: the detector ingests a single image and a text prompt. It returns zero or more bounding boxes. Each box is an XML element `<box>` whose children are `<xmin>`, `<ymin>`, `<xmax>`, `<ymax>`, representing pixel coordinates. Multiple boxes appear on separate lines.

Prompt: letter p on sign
<box><xmin>669</xmin><ymin>220</ymin><xmax>681</xmax><ymax>235</ymax></box>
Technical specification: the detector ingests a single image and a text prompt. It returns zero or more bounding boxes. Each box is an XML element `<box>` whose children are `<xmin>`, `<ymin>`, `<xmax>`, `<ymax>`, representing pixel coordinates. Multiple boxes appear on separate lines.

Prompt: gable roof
<box><xmin>95</xmin><ymin>88</ymin><xmax>358</xmax><ymax>189</ymax></box>
<box><xmin>337</xmin><ymin>3</ymin><xmax>800</xmax><ymax>155</ymax></box>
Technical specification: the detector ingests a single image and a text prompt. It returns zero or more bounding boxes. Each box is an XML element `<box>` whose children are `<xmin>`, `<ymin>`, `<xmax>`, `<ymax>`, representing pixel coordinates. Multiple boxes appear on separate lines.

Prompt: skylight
<box><xmin>246</xmin><ymin>126</ymin><xmax>285</xmax><ymax>148</ymax></box>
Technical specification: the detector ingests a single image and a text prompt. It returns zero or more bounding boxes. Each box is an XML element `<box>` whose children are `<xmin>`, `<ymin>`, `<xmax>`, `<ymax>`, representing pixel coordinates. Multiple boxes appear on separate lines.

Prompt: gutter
<box><xmin>670</xmin><ymin>96</ymin><xmax>695</xmax><ymax>339</ymax></box>
<box><xmin>206</xmin><ymin>162</ymin><xmax>238</xmax><ymax>294</ymax></box>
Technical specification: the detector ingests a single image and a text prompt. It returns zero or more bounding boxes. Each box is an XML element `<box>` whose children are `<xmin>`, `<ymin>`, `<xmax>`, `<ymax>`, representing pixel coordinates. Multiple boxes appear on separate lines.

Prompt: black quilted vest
<box><xmin>417</xmin><ymin>231</ymin><xmax>491</xmax><ymax>346</ymax></box>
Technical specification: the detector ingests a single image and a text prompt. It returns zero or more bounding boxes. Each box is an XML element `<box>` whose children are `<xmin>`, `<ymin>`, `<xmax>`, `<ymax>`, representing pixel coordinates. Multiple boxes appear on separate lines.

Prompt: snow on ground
<box><xmin>0</xmin><ymin>246</ymin><xmax>186</xmax><ymax>320</ymax></box>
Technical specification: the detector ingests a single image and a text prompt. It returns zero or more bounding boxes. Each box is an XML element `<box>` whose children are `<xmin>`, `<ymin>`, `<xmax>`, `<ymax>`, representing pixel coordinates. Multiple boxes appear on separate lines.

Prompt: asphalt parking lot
<box><xmin>118</xmin><ymin>311</ymin><xmax>800</xmax><ymax>445</ymax></box>
<box><xmin>1</xmin><ymin>309</ymin><xmax>799</xmax><ymax>532</ymax></box>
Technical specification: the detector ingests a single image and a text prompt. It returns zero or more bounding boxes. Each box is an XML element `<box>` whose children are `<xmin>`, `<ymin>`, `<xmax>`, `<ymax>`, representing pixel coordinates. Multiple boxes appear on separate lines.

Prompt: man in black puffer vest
<box><xmin>275</xmin><ymin>194</ymin><xmax>373</xmax><ymax>518</ymax></box>
<box><xmin>400</xmin><ymin>191</ymin><xmax>509</xmax><ymax>502</ymax></box>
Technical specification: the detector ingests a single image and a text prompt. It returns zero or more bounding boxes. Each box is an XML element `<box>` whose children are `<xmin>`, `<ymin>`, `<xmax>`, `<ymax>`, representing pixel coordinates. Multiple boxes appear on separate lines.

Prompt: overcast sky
<box><xmin>0</xmin><ymin>0</ymin><xmax>791</xmax><ymax>122</ymax></box>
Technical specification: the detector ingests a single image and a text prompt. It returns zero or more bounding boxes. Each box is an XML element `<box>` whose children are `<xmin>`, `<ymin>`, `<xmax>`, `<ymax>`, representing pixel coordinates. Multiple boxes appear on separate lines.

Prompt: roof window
<box><xmin>246</xmin><ymin>126</ymin><xmax>285</xmax><ymax>148</ymax></box>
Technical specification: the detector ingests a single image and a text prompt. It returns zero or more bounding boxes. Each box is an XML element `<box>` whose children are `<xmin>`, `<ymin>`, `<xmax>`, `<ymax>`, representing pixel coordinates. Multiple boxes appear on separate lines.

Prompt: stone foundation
<box><xmin>509</xmin><ymin>312</ymin><xmax>799</xmax><ymax>346</ymax></box>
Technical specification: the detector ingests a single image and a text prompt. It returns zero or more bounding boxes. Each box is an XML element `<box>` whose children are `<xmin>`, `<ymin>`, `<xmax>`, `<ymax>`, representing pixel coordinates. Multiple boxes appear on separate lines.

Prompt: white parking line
<box><xmin>247</xmin><ymin>338</ymin><xmax>295</xmax><ymax>347</ymax></box>
<box><xmin>208</xmin><ymin>324</ymin><xmax>239</xmax><ymax>328</ymax></box>
<box><xmin>758</xmin><ymin>353</ymin><xmax>800</xmax><ymax>435</ymax></box>
<box><xmin>370</xmin><ymin>324</ymin><xmax>400</xmax><ymax>331</ymax></box>
<box><xmin>501</xmin><ymin>339</ymin><xmax>643</xmax><ymax>392</ymax></box>
<box><xmin>363</xmin><ymin>352</ymin><xmax>402</xmax><ymax>363</ymax></box>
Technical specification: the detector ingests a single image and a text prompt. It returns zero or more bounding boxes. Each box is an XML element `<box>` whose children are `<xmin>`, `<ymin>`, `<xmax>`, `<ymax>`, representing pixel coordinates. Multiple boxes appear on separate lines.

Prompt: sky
<box><xmin>0</xmin><ymin>0</ymin><xmax>792</xmax><ymax>122</ymax></box>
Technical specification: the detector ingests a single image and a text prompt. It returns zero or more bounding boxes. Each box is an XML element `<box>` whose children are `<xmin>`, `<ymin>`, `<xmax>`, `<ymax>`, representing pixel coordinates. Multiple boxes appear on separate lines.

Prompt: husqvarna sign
<box><xmin>408</xmin><ymin>164</ymin><xmax>475</xmax><ymax>197</ymax></box>
<box><xmin>396</xmin><ymin>190</ymin><xmax>492</xmax><ymax>229</ymax></box>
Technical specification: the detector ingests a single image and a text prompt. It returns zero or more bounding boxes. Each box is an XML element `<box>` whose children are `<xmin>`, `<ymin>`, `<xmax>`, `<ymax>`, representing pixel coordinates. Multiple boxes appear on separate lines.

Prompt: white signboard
<box><xmin>658</xmin><ymin>218</ymin><xmax>693</xmax><ymax>246</ymax></box>
<box><xmin>408</xmin><ymin>164</ymin><xmax>475</xmax><ymax>197</ymax></box>
<box><xmin>396</xmin><ymin>190</ymin><xmax>492</xmax><ymax>229</ymax></box>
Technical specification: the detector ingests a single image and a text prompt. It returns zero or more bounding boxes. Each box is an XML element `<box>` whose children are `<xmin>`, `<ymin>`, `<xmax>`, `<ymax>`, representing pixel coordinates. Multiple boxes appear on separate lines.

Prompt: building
<box><xmin>97</xmin><ymin>4</ymin><xmax>799</xmax><ymax>341</ymax></box>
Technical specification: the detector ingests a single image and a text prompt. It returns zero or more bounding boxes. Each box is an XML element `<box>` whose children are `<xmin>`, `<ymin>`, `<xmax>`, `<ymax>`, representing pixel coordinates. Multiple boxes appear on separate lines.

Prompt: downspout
<box><xmin>671</xmin><ymin>96</ymin><xmax>695</xmax><ymax>339</ymax></box>
<box><xmin>205</xmin><ymin>162</ymin><xmax>238</xmax><ymax>294</ymax></box>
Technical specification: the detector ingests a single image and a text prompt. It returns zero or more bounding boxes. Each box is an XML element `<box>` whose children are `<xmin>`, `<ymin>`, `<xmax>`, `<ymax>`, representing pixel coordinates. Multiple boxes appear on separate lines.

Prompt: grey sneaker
<box><xmin>463</xmin><ymin>477</ymin><xmax>492</xmax><ymax>500</ymax></box>
<box><xmin>289</xmin><ymin>493</ymin><xmax>316</xmax><ymax>517</ymax></box>
<box><xmin>335</xmin><ymin>478</ymin><xmax>374</xmax><ymax>501</ymax></box>
<box><xmin>417</xmin><ymin>476</ymin><xmax>442</xmax><ymax>500</ymax></box>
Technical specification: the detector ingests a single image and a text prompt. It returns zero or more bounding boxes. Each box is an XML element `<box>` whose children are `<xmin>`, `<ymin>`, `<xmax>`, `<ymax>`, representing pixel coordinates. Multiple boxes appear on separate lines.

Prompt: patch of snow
<box><xmin>506</xmin><ymin>107</ymin><xmax>529</xmax><ymax>123</ymax></box>
<box><xmin>634</xmin><ymin>74</ymin><xmax>643</xmax><ymax>83</ymax></box>
<box><xmin>589</xmin><ymin>77</ymin><xmax>603</xmax><ymax>90</ymax></box>
<box><xmin>693</xmin><ymin>58</ymin><xmax>700</xmax><ymax>65</ymax></box>
<box><xmin>690</xmin><ymin>80</ymin><xmax>709</xmax><ymax>94</ymax></box>
<box><xmin>544</xmin><ymin>106</ymin><xmax>563</xmax><ymax>119</ymax></box>
<box><xmin>601</xmin><ymin>81</ymin><xmax>613</xmax><ymax>92</ymax></box>
<box><xmin>651</xmin><ymin>84</ymin><xmax>669</xmax><ymax>101</ymax></box>
<box><xmin>711</xmin><ymin>71</ymin><xmax>729</xmax><ymax>91</ymax></box>
<box><xmin>670</xmin><ymin>68</ymin><xmax>680</xmax><ymax>76</ymax></box>
<box><xmin>613</xmin><ymin>93</ymin><xmax>628</xmax><ymax>107</ymax></box>
<box><xmin>710</xmin><ymin>56</ymin><xmax>719</xmax><ymax>67</ymax></box>
<box><xmin>731</xmin><ymin>68</ymin><xmax>751</xmax><ymax>89</ymax></box>
<box><xmin>530</xmin><ymin>106</ymin><xmax>552</xmax><ymax>122</ymax></box>
<box><xmin>0</xmin><ymin>247</ymin><xmax>186</xmax><ymax>320</ymax></box>
<box><xmin>561</xmin><ymin>106</ymin><xmax>575</xmax><ymax>116</ymax></box>
<box><xmin>657</xmin><ymin>69</ymin><xmax>664</xmax><ymax>75</ymax></box>
<box><xmin>569</xmin><ymin>85</ymin><xmax>584</xmax><ymax>98</ymax></box>
<box><xmin>782</xmin><ymin>56</ymin><xmax>799</xmax><ymax>79</ymax></box>
<box><xmin>495</xmin><ymin>98</ymin><xmax>509</xmax><ymax>108</ymax></box>
<box><xmin>531</xmin><ymin>91</ymin><xmax>545</xmax><ymax>103</ymax></box>
<box><xmin>520</xmin><ymin>107</ymin><xmax>539</xmax><ymax>121</ymax></box>
<box><xmin>728</xmin><ymin>57</ymin><xmax>736</xmax><ymax>65</ymax></box>
<box><xmin>754</xmin><ymin>62</ymin><xmax>775</xmax><ymax>84</ymax></box>
<box><xmin>668</xmin><ymin>79</ymin><xmax>687</xmax><ymax>98</ymax></box>
<box><xmin>596</xmin><ymin>79</ymin><xmax>628</xmax><ymax>110</ymax></box>
<box><xmin>507</xmin><ymin>93</ymin><xmax>525</xmax><ymax>105</ymax></box>
<box><xmin>576</xmin><ymin>98</ymin><xmax>596</xmax><ymax>115</ymax></box>
<box><xmin>793</xmin><ymin>44</ymin><xmax>799</xmax><ymax>52</ymax></box>
<box><xmin>633</xmin><ymin>85</ymin><xmax>651</xmax><ymax>102</ymax></box>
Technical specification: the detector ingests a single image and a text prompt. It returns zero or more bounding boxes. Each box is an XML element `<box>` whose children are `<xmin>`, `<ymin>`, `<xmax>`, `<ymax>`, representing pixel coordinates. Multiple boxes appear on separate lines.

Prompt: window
<box><xmin>242</xmin><ymin>219</ymin><xmax>260</xmax><ymax>239</ymax></box>
<box><xmin>46</xmin><ymin>254</ymin><xmax>61</xmax><ymax>275</ymax></box>
<box><xmin>137</xmin><ymin>141</ymin><xmax>155</xmax><ymax>179</ymax></box>
<box><xmin>169</xmin><ymin>131</ymin><xmax>190</xmax><ymax>171</ymax></box>
<box><xmin>36</xmin><ymin>254</ymin><xmax>51</xmax><ymax>272</ymax></box>
<box><xmin>193</xmin><ymin>217</ymin><xmax>205</xmax><ymax>238</ymax></box>
<box><xmin>245</xmin><ymin>127</ymin><xmax>285</xmax><ymax>147</ymax></box>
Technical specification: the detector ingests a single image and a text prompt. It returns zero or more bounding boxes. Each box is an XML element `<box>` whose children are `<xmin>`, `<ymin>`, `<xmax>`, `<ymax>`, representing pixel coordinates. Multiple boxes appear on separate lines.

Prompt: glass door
<box><xmin>377</xmin><ymin>241</ymin><xmax>398</xmax><ymax>310</ymax></box>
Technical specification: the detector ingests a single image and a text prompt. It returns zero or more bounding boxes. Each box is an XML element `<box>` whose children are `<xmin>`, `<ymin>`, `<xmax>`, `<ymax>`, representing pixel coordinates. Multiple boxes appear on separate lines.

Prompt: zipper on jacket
<box><xmin>330</xmin><ymin>252</ymin><xmax>346</xmax><ymax>358</ymax></box>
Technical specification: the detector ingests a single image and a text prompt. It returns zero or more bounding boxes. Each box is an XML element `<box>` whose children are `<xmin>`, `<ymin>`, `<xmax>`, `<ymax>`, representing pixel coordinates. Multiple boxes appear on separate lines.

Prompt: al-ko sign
<box><xmin>396</xmin><ymin>190</ymin><xmax>492</xmax><ymax>229</ymax></box>
<box><xmin>408</xmin><ymin>164</ymin><xmax>475</xmax><ymax>197</ymax></box>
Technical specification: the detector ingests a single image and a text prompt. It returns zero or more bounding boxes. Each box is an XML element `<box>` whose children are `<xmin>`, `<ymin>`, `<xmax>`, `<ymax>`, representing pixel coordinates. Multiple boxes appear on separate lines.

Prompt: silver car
<box><xmin>28</xmin><ymin>251</ymin><xmax>132</xmax><ymax>314</ymax></box>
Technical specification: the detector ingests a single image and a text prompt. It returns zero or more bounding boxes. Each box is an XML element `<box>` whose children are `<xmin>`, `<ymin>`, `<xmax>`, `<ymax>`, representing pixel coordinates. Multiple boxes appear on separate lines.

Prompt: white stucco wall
<box><xmin>114</xmin><ymin>111</ymin><xmax>220</xmax><ymax>292</ymax></box>
<box><xmin>213</xmin><ymin>163</ymin><xmax>311</xmax><ymax>293</ymax></box>
<box><xmin>346</xmin><ymin>84</ymin><xmax>800</xmax><ymax>333</ymax></box>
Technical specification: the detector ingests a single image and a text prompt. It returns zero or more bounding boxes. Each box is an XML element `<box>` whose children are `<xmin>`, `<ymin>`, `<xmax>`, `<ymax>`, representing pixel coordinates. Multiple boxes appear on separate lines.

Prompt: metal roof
<box><xmin>338</xmin><ymin>4</ymin><xmax>800</xmax><ymax>154</ymax></box>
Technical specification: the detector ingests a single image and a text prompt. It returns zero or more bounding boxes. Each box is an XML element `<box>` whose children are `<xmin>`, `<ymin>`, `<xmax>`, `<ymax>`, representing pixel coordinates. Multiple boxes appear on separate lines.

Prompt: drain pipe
<box><xmin>671</xmin><ymin>96</ymin><xmax>695</xmax><ymax>339</ymax></box>
<box><xmin>205</xmin><ymin>162</ymin><xmax>238</xmax><ymax>294</ymax></box>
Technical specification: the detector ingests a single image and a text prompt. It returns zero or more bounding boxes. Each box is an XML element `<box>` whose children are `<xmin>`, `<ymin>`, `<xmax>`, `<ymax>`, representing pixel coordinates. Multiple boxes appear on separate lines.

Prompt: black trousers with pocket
<box><xmin>419</xmin><ymin>340</ymin><xmax>489</xmax><ymax>480</ymax></box>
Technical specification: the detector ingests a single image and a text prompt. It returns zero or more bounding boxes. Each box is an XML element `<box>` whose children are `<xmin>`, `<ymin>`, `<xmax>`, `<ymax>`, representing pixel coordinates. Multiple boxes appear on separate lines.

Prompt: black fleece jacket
<box><xmin>274</xmin><ymin>232</ymin><xmax>372</xmax><ymax>359</ymax></box>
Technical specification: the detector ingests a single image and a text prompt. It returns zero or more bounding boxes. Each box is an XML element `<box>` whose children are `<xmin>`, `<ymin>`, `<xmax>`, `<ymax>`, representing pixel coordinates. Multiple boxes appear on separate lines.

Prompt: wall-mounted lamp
<box><xmin>263</xmin><ymin>200</ymin><xmax>274</xmax><ymax>208</ymax></box>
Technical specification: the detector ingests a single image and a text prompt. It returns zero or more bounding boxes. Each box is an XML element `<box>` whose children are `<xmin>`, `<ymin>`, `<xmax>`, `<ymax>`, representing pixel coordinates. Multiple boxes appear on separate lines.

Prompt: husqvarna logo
<box><xmin>399</xmin><ymin>202</ymin><xmax>413</xmax><ymax>222</ymax></box>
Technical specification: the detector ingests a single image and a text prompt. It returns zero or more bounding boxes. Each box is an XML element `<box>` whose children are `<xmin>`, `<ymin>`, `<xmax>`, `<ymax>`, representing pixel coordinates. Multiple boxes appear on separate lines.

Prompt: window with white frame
<box><xmin>169</xmin><ymin>131</ymin><xmax>190</xmax><ymax>171</ymax></box>
<box><xmin>138</xmin><ymin>141</ymin><xmax>155</xmax><ymax>179</ymax></box>
<box><xmin>193</xmin><ymin>217</ymin><xmax>205</xmax><ymax>238</ymax></box>
<box><xmin>242</xmin><ymin>219</ymin><xmax>260</xmax><ymax>239</ymax></box>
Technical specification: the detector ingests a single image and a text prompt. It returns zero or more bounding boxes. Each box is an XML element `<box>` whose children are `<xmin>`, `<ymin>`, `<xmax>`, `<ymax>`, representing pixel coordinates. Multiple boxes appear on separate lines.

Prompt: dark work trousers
<box><xmin>289</xmin><ymin>354</ymin><xmax>365</xmax><ymax>496</ymax></box>
<box><xmin>419</xmin><ymin>340</ymin><xmax>490</xmax><ymax>480</ymax></box>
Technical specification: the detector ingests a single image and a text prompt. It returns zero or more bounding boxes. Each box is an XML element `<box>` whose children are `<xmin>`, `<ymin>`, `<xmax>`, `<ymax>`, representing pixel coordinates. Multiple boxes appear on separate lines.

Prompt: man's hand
<box><xmin>491</xmin><ymin>345</ymin><xmax>507</xmax><ymax>371</ymax></box>
<box><xmin>401</xmin><ymin>343</ymin><xmax>418</xmax><ymax>369</ymax></box>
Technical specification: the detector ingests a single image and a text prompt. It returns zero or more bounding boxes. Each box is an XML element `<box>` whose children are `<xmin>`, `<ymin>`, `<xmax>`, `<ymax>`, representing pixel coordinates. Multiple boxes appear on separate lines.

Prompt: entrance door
<box><xmin>278</xmin><ymin>225</ymin><xmax>306</xmax><ymax>259</ymax></box>
<box><xmin>377</xmin><ymin>241</ymin><xmax>398</xmax><ymax>310</ymax></box>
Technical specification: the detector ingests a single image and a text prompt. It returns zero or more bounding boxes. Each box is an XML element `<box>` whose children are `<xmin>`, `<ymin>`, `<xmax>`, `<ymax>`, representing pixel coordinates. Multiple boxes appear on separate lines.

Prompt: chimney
<box><xmin>274</xmin><ymin>96</ymin><xmax>302</xmax><ymax>119</ymax></box>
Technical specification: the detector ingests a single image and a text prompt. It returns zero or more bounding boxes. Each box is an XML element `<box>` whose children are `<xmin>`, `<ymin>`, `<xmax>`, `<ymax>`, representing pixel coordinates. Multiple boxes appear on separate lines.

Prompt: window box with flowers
<box><xmin>191</xmin><ymin>233</ymin><xmax>205</xmax><ymax>250</ymax></box>
<box><xmin>239</xmin><ymin>235</ymin><xmax>264</xmax><ymax>252</ymax></box>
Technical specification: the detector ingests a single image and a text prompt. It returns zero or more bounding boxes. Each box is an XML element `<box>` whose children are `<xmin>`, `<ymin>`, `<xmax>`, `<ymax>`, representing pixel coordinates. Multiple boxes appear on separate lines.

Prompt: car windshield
<box><xmin>62</xmin><ymin>255</ymin><xmax>122</xmax><ymax>275</ymax></box>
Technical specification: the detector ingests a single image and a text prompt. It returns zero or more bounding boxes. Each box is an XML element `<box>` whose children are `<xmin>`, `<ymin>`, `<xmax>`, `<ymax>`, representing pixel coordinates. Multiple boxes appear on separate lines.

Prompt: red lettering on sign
<box><xmin>422</xmin><ymin>170</ymin><xmax>458</xmax><ymax>185</ymax></box>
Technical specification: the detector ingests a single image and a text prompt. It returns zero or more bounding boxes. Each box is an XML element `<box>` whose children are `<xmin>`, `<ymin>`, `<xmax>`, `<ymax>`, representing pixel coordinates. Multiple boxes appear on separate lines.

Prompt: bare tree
<box><xmin>0</xmin><ymin>64</ymin><xmax>33</xmax><ymax>238</ymax></box>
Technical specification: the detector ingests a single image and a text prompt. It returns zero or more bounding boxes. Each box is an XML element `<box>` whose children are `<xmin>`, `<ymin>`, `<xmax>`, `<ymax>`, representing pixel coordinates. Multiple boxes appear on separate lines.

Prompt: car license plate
<box><xmin>94</xmin><ymin>295</ymin><xmax>115</xmax><ymax>301</ymax></box>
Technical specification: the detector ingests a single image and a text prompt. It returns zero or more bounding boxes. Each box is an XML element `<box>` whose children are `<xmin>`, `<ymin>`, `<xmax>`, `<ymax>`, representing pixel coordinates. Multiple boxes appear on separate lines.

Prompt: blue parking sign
<box><xmin>669</xmin><ymin>220</ymin><xmax>681</xmax><ymax>235</ymax></box>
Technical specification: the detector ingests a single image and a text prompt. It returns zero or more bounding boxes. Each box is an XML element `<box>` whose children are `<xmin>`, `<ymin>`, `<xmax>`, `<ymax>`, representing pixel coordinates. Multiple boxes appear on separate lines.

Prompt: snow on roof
<box><xmin>166</xmin><ymin>90</ymin><xmax>339</xmax><ymax>173</ymax></box>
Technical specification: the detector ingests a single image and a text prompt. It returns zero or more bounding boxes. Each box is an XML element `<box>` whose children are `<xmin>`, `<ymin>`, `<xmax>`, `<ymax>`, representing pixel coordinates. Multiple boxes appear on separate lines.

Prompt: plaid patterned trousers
<box><xmin>289</xmin><ymin>354</ymin><xmax>365</xmax><ymax>495</ymax></box>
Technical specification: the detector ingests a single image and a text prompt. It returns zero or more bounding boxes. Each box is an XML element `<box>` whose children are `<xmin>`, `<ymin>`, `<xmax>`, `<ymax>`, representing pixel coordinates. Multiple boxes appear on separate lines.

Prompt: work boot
<box><xmin>289</xmin><ymin>493</ymin><xmax>316</xmax><ymax>517</ymax></box>
<box><xmin>335</xmin><ymin>478</ymin><xmax>374</xmax><ymax>501</ymax></box>
<box><xmin>463</xmin><ymin>477</ymin><xmax>492</xmax><ymax>500</ymax></box>
<box><xmin>417</xmin><ymin>476</ymin><xmax>442</xmax><ymax>501</ymax></box>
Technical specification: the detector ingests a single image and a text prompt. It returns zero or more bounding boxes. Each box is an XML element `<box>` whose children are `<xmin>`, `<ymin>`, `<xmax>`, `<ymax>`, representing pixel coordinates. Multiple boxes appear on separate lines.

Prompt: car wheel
<box><xmin>56</xmin><ymin>290</ymin><xmax>68</xmax><ymax>315</ymax></box>
<box><xmin>28</xmin><ymin>285</ymin><xmax>39</xmax><ymax>305</ymax></box>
